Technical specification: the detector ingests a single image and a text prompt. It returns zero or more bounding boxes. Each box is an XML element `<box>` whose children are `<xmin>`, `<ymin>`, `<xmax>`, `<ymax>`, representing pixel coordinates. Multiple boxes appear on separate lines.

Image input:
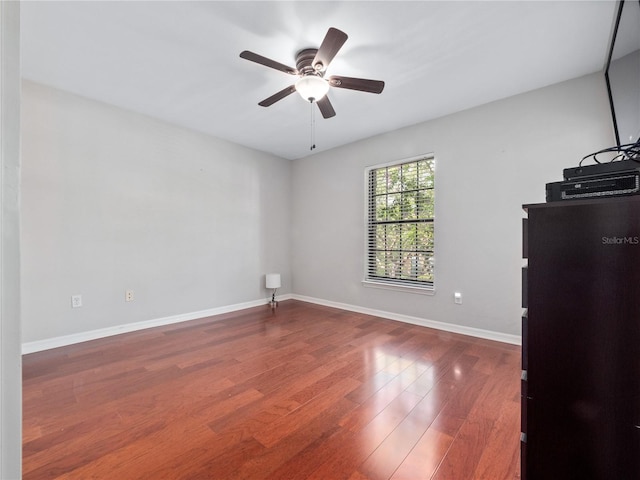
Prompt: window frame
<box><xmin>362</xmin><ymin>154</ymin><xmax>435</xmax><ymax>295</ymax></box>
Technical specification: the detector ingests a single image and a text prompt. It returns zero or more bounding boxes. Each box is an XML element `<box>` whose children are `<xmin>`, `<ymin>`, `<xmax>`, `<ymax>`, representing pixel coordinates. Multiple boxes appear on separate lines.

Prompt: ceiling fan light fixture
<box><xmin>295</xmin><ymin>75</ymin><xmax>329</xmax><ymax>102</ymax></box>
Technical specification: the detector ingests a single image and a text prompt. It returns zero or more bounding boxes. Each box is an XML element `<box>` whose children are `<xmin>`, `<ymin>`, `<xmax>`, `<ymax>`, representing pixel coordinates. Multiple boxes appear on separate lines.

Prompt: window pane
<box><xmin>402</xmin><ymin>190</ymin><xmax>417</xmax><ymax>220</ymax></box>
<box><xmin>375</xmin><ymin>169</ymin><xmax>387</xmax><ymax>195</ymax></box>
<box><xmin>400</xmin><ymin>253</ymin><xmax>420</xmax><ymax>279</ymax></box>
<box><xmin>401</xmin><ymin>162</ymin><xmax>417</xmax><ymax>191</ymax></box>
<box><xmin>418</xmin><ymin>160</ymin><xmax>434</xmax><ymax>189</ymax></box>
<box><xmin>375</xmin><ymin>224</ymin><xmax>387</xmax><ymax>250</ymax></box>
<box><xmin>387</xmin><ymin>251</ymin><xmax>402</xmax><ymax>278</ymax></box>
<box><xmin>387</xmin><ymin>193</ymin><xmax>402</xmax><ymax>220</ymax></box>
<box><xmin>387</xmin><ymin>165</ymin><xmax>401</xmax><ymax>192</ymax></box>
<box><xmin>416</xmin><ymin>223</ymin><xmax>434</xmax><ymax>250</ymax></box>
<box><xmin>375</xmin><ymin>251</ymin><xmax>386</xmax><ymax>276</ymax></box>
<box><xmin>417</xmin><ymin>190</ymin><xmax>435</xmax><ymax>218</ymax></box>
<box><xmin>401</xmin><ymin>223</ymin><xmax>417</xmax><ymax>251</ymax></box>
<box><xmin>375</xmin><ymin>195</ymin><xmax>387</xmax><ymax>221</ymax></box>
<box><xmin>416</xmin><ymin>253</ymin><xmax>434</xmax><ymax>282</ymax></box>
<box><xmin>386</xmin><ymin>223</ymin><xmax>401</xmax><ymax>250</ymax></box>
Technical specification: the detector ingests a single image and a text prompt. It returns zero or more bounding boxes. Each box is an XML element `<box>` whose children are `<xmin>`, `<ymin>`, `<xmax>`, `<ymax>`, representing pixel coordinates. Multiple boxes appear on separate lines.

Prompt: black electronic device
<box><xmin>546</xmin><ymin>171</ymin><xmax>640</xmax><ymax>202</ymax></box>
<box><xmin>563</xmin><ymin>159</ymin><xmax>640</xmax><ymax>180</ymax></box>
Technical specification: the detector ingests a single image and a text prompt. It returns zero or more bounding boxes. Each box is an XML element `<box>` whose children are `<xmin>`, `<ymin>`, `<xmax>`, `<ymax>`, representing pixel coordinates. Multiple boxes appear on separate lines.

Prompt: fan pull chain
<box><xmin>310</xmin><ymin>100</ymin><xmax>316</xmax><ymax>151</ymax></box>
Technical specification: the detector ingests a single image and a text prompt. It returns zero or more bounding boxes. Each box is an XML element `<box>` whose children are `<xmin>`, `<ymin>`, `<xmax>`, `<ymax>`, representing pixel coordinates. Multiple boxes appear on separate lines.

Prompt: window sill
<box><xmin>362</xmin><ymin>280</ymin><xmax>435</xmax><ymax>296</ymax></box>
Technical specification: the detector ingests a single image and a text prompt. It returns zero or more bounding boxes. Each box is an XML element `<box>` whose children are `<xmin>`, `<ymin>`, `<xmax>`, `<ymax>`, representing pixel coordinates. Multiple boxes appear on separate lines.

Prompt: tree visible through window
<box><xmin>366</xmin><ymin>156</ymin><xmax>434</xmax><ymax>288</ymax></box>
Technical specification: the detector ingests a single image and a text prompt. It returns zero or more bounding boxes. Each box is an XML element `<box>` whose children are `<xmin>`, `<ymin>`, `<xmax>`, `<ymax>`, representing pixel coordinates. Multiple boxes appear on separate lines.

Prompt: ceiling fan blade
<box><xmin>240</xmin><ymin>51</ymin><xmax>297</xmax><ymax>75</ymax></box>
<box><xmin>312</xmin><ymin>28</ymin><xmax>348</xmax><ymax>71</ymax></box>
<box><xmin>258</xmin><ymin>85</ymin><xmax>297</xmax><ymax>107</ymax></box>
<box><xmin>316</xmin><ymin>96</ymin><xmax>336</xmax><ymax>119</ymax></box>
<box><xmin>328</xmin><ymin>75</ymin><xmax>385</xmax><ymax>94</ymax></box>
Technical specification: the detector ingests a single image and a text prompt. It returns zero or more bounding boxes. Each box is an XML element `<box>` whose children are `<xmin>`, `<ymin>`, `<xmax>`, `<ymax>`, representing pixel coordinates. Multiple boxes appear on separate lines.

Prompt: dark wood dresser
<box><xmin>521</xmin><ymin>197</ymin><xmax>640</xmax><ymax>479</ymax></box>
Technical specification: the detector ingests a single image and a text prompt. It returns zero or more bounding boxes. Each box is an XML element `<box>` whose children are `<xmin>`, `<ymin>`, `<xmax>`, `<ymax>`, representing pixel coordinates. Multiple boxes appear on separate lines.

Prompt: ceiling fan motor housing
<box><xmin>296</xmin><ymin>48</ymin><xmax>323</xmax><ymax>77</ymax></box>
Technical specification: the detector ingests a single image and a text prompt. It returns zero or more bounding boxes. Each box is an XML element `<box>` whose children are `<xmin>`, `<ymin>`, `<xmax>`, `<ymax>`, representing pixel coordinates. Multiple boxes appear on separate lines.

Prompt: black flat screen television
<box><xmin>605</xmin><ymin>0</ymin><xmax>640</xmax><ymax>147</ymax></box>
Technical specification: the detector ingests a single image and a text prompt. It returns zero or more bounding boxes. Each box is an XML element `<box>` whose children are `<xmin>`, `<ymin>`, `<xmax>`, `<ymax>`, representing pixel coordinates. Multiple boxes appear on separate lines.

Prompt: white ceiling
<box><xmin>20</xmin><ymin>1</ymin><xmax>618</xmax><ymax>160</ymax></box>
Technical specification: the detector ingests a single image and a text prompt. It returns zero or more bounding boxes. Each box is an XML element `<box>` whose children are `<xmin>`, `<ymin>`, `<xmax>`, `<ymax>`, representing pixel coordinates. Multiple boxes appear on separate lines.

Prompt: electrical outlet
<box><xmin>454</xmin><ymin>292</ymin><xmax>462</xmax><ymax>305</ymax></box>
<box><xmin>71</xmin><ymin>294</ymin><xmax>82</xmax><ymax>308</ymax></box>
<box><xmin>125</xmin><ymin>290</ymin><xmax>134</xmax><ymax>302</ymax></box>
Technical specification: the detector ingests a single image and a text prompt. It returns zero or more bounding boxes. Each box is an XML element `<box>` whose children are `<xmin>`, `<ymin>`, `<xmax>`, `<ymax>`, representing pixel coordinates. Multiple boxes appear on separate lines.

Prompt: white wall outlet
<box><xmin>454</xmin><ymin>292</ymin><xmax>462</xmax><ymax>305</ymax></box>
<box><xmin>125</xmin><ymin>290</ymin><xmax>134</xmax><ymax>302</ymax></box>
<box><xmin>71</xmin><ymin>294</ymin><xmax>82</xmax><ymax>308</ymax></box>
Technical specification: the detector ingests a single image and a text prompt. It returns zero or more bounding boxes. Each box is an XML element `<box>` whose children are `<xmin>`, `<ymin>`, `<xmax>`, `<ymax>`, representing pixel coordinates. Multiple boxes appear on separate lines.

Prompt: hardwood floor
<box><xmin>23</xmin><ymin>300</ymin><xmax>522</xmax><ymax>479</ymax></box>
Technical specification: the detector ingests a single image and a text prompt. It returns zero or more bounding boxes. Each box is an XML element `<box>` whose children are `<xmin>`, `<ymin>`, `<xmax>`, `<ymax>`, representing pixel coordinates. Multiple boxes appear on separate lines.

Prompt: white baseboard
<box><xmin>21</xmin><ymin>294</ymin><xmax>293</xmax><ymax>355</ymax></box>
<box><xmin>22</xmin><ymin>292</ymin><xmax>518</xmax><ymax>354</ymax></box>
<box><xmin>291</xmin><ymin>294</ymin><xmax>521</xmax><ymax>346</ymax></box>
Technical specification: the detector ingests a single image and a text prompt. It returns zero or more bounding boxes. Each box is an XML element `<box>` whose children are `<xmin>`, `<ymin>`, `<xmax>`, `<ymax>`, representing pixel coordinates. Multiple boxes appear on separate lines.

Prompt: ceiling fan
<box><xmin>240</xmin><ymin>27</ymin><xmax>385</xmax><ymax>119</ymax></box>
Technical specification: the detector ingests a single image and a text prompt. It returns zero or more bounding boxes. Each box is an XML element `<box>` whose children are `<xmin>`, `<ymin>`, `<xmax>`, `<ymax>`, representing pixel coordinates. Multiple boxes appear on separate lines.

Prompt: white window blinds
<box><xmin>366</xmin><ymin>156</ymin><xmax>435</xmax><ymax>288</ymax></box>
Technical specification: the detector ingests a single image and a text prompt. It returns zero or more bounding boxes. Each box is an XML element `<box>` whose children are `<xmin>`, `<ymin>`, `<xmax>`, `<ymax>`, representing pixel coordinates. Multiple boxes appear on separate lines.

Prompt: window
<box><xmin>365</xmin><ymin>155</ymin><xmax>435</xmax><ymax>290</ymax></box>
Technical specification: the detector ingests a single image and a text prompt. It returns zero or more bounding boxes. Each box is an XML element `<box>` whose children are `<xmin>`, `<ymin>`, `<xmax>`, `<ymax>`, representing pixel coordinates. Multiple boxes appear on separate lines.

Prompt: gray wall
<box><xmin>291</xmin><ymin>72</ymin><xmax>614</xmax><ymax>337</ymax></box>
<box><xmin>21</xmin><ymin>71</ymin><xmax>615</xmax><ymax>348</ymax></box>
<box><xmin>1</xmin><ymin>1</ymin><xmax>22</xmax><ymax>478</ymax></box>
<box><xmin>21</xmin><ymin>80</ymin><xmax>292</xmax><ymax>345</ymax></box>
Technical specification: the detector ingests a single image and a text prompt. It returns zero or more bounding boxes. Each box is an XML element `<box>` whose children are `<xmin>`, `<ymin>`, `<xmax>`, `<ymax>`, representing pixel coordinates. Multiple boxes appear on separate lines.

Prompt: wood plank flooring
<box><xmin>23</xmin><ymin>300</ymin><xmax>521</xmax><ymax>479</ymax></box>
